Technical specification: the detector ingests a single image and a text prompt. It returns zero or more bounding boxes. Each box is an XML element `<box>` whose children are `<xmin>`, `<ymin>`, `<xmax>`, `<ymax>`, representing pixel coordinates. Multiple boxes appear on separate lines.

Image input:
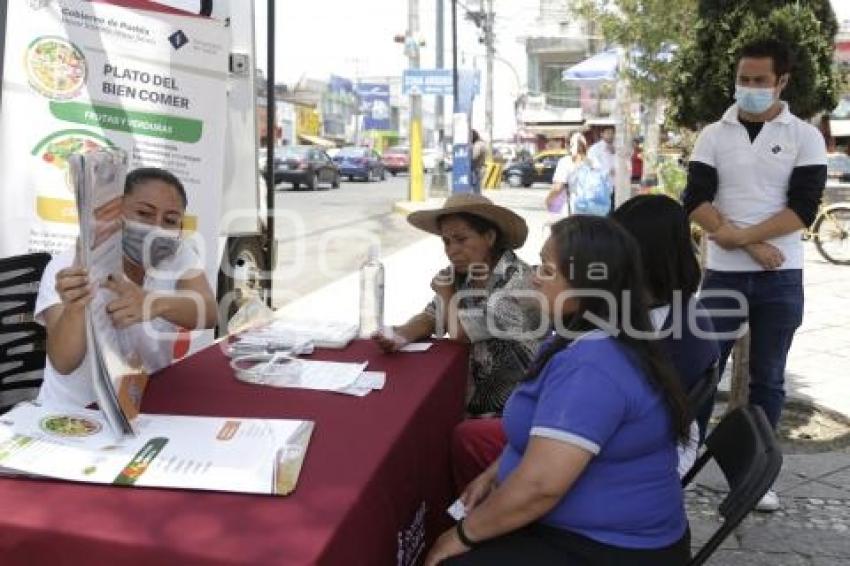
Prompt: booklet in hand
<box><xmin>70</xmin><ymin>149</ymin><xmax>143</xmax><ymax>439</ymax></box>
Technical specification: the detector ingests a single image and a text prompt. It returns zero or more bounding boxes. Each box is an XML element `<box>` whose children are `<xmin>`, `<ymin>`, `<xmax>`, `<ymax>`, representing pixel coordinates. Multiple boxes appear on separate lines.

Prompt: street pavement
<box><xmin>270</xmin><ymin>174</ymin><xmax>426</xmax><ymax>309</ymax></box>
<box><xmin>272</xmin><ymin>182</ymin><xmax>850</xmax><ymax>565</ymax></box>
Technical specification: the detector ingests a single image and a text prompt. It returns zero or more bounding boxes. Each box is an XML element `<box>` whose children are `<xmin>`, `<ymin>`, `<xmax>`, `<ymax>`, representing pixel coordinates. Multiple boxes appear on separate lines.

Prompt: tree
<box><xmin>573</xmin><ymin>0</ymin><xmax>698</xmax><ymax>103</ymax></box>
<box><xmin>670</xmin><ymin>0</ymin><xmax>840</xmax><ymax>130</ymax></box>
<box><xmin>572</xmin><ymin>0</ymin><xmax>698</xmax><ymax>188</ymax></box>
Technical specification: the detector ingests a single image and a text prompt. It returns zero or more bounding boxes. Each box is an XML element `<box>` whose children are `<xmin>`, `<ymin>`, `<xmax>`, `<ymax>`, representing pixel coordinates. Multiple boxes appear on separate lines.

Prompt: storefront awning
<box><xmin>298</xmin><ymin>133</ymin><xmax>336</xmax><ymax>148</ymax></box>
<box><xmin>518</xmin><ymin>123</ymin><xmax>585</xmax><ymax>138</ymax></box>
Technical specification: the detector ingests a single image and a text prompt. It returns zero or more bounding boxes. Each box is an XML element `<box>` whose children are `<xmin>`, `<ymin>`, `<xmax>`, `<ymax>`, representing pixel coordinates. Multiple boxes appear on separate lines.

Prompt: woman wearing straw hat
<box><xmin>372</xmin><ymin>193</ymin><xmax>542</xmax><ymax>417</ymax></box>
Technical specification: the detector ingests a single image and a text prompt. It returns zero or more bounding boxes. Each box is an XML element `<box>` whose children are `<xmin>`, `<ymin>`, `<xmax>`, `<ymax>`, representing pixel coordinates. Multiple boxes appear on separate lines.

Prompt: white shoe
<box><xmin>755</xmin><ymin>489</ymin><xmax>781</xmax><ymax>512</ymax></box>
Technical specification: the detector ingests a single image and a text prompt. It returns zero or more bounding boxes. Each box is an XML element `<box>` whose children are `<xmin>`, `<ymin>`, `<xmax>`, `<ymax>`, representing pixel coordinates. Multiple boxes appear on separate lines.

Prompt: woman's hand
<box><xmin>423</xmin><ymin>527</ymin><xmax>470</xmax><ymax>566</ymax></box>
<box><xmin>103</xmin><ymin>274</ymin><xmax>150</xmax><ymax>329</ymax></box>
<box><xmin>460</xmin><ymin>464</ymin><xmax>498</xmax><ymax>511</ymax></box>
<box><xmin>55</xmin><ymin>267</ymin><xmax>93</xmax><ymax>311</ymax></box>
<box><xmin>431</xmin><ymin>267</ymin><xmax>456</xmax><ymax>299</ymax></box>
<box><xmin>371</xmin><ymin>327</ymin><xmax>410</xmax><ymax>353</ymax></box>
<box><xmin>545</xmin><ymin>186</ymin><xmax>564</xmax><ymax>210</ymax></box>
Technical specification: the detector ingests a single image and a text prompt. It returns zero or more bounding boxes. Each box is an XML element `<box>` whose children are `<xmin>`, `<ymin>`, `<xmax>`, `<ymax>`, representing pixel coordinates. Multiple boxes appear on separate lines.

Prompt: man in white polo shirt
<box><xmin>683</xmin><ymin>39</ymin><xmax>827</xmax><ymax>512</ymax></box>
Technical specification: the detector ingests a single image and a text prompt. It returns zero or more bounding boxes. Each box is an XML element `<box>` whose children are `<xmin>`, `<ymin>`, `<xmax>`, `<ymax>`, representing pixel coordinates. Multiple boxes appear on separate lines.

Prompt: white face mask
<box><xmin>735</xmin><ymin>85</ymin><xmax>778</xmax><ymax>115</ymax></box>
<box><xmin>122</xmin><ymin>219</ymin><xmax>181</xmax><ymax>268</ymax></box>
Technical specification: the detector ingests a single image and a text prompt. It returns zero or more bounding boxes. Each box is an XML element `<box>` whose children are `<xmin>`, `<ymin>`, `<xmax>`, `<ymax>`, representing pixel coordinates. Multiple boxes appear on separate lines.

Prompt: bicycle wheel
<box><xmin>813</xmin><ymin>205</ymin><xmax>850</xmax><ymax>265</ymax></box>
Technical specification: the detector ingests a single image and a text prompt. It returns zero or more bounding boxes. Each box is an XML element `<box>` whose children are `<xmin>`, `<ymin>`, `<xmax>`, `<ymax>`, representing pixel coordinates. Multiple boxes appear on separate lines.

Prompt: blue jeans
<box><xmin>699</xmin><ymin>269</ymin><xmax>804</xmax><ymax>429</ymax></box>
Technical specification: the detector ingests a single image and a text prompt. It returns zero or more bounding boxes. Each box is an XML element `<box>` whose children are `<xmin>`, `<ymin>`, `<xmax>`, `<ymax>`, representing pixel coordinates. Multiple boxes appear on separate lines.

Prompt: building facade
<box><xmin>515</xmin><ymin>0</ymin><xmax>610</xmax><ymax>149</ymax></box>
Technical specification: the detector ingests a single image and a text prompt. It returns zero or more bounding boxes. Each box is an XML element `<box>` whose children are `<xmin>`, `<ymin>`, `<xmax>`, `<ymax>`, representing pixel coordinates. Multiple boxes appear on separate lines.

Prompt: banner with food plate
<box><xmin>0</xmin><ymin>0</ymin><xmax>228</xmax><ymax>295</ymax></box>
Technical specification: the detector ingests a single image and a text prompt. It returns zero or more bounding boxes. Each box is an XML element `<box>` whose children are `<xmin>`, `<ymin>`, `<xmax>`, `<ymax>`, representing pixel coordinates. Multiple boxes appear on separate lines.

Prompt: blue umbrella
<box><xmin>563</xmin><ymin>46</ymin><xmax>676</xmax><ymax>82</ymax></box>
<box><xmin>562</xmin><ymin>50</ymin><xmax>619</xmax><ymax>82</ymax></box>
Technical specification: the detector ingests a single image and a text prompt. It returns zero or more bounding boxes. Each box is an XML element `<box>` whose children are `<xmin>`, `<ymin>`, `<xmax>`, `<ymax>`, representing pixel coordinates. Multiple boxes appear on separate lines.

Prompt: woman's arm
<box><xmin>373</xmin><ymin>312</ymin><xmax>437</xmax><ymax>352</ymax></box>
<box><xmin>424</xmin><ymin>438</ymin><xmax>592</xmax><ymax>565</ymax></box>
<box><xmin>461</xmin><ymin>437</ymin><xmax>591</xmax><ymax>541</ymax></box>
<box><xmin>104</xmin><ymin>270</ymin><xmax>216</xmax><ymax>330</ymax></box>
<box><xmin>156</xmin><ymin>271</ymin><xmax>217</xmax><ymax>329</ymax></box>
<box><xmin>437</xmin><ymin>287</ymin><xmax>469</xmax><ymax>342</ymax></box>
<box><xmin>43</xmin><ymin>267</ymin><xmax>92</xmax><ymax>374</ymax></box>
<box><xmin>396</xmin><ymin>311</ymin><xmax>438</xmax><ymax>341</ymax></box>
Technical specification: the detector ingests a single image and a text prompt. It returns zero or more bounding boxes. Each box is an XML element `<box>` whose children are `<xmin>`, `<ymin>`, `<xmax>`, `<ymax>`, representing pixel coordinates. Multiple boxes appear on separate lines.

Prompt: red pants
<box><xmin>450</xmin><ymin>417</ymin><xmax>507</xmax><ymax>494</ymax></box>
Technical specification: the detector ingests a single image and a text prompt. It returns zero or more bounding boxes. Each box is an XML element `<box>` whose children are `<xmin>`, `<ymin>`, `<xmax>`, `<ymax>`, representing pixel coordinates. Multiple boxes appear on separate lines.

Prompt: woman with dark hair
<box><xmin>35</xmin><ymin>167</ymin><xmax>217</xmax><ymax>408</ymax></box>
<box><xmin>372</xmin><ymin>193</ymin><xmax>541</xmax><ymax>417</ymax></box>
<box><xmin>610</xmin><ymin>194</ymin><xmax>720</xmax><ymax>447</ymax></box>
<box><xmin>425</xmin><ymin>216</ymin><xmax>691</xmax><ymax>566</ymax></box>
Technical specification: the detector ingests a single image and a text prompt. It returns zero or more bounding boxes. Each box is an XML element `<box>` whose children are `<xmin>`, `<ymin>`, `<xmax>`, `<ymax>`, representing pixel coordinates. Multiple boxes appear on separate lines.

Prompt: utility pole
<box><xmin>484</xmin><ymin>0</ymin><xmax>495</xmax><ymax>154</ymax></box>
<box><xmin>430</xmin><ymin>0</ymin><xmax>449</xmax><ymax>195</ymax></box>
<box><xmin>407</xmin><ymin>0</ymin><xmax>425</xmax><ymax>201</ymax></box>
<box><xmin>348</xmin><ymin>57</ymin><xmax>364</xmax><ymax>146</ymax></box>
<box><xmin>435</xmin><ymin>0</ymin><xmax>445</xmax><ymax>146</ymax></box>
<box><xmin>452</xmin><ymin>0</ymin><xmax>458</xmax><ymax>105</ymax></box>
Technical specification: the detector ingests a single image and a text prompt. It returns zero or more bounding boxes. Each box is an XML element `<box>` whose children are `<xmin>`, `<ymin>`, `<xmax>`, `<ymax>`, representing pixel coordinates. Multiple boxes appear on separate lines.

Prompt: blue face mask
<box><xmin>735</xmin><ymin>86</ymin><xmax>777</xmax><ymax>115</ymax></box>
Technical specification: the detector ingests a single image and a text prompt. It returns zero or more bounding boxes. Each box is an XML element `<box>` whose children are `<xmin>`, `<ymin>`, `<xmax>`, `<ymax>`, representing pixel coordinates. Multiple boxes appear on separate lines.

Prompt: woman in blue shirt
<box><xmin>425</xmin><ymin>216</ymin><xmax>691</xmax><ymax>566</ymax></box>
<box><xmin>611</xmin><ymin>195</ymin><xmax>720</xmax><ymax>465</ymax></box>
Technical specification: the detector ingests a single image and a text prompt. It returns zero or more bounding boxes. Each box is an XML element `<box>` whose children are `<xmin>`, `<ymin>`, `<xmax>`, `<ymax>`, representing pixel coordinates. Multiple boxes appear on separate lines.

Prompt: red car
<box><xmin>381</xmin><ymin>146</ymin><xmax>409</xmax><ymax>176</ymax></box>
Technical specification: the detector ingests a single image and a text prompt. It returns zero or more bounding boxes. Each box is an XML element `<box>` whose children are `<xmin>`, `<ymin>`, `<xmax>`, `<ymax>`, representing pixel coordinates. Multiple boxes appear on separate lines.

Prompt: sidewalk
<box><xmin>277</xmin><ymin>188</ymin><xmax>850</xmax><ymax>565</ymax></box>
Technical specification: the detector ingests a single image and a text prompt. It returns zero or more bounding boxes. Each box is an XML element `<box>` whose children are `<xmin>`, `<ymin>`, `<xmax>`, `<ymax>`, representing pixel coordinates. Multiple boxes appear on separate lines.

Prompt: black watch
<box><xmin>456</xmin><ymin>519</ymin><xmax>479</xmax><ymax>548</ymax></box>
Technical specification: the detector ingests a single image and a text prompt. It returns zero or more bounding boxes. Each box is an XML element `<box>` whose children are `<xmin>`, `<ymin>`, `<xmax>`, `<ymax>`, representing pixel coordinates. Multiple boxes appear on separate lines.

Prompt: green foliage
<box><xmin>670</xmin><ymin>0</ymin><xmax>840</xmax><ymax>130</ymax></box>
<box><xmin>653</xmin><ymin>155</ymin><xmax>687</xmax><ymax>199</ymax></box>
<box><xmin>572</xmin><ymin>0</ymin><xmax>698</xmax><ymax>102</ymax></box>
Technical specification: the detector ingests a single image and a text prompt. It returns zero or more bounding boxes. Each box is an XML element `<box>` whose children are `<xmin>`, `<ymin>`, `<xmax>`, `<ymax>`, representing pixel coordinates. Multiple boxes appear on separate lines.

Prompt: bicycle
<box><xmin>804</xmin><ymin>202</ymin><xmax>850</xmax><ymax>265</ymax></box>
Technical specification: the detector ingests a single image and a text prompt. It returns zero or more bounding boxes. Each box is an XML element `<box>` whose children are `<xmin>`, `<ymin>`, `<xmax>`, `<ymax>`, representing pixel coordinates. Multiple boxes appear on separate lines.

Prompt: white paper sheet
<box><xmin>399</xmin><ymin>342</ymin><xmax>434</xmax><ymax>353</ymax></box>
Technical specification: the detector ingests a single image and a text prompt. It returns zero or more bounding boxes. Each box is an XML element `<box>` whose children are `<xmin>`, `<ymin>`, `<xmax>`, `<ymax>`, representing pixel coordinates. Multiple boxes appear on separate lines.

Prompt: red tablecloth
<box><xmin>0</xmin><ymin>340</ymin><xmax>468</xmax><ymax>565</ymax></box>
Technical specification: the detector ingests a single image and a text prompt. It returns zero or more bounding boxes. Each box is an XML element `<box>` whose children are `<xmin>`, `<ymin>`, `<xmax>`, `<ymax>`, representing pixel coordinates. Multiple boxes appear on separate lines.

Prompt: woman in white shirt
<box><xmin>545</xmin><ymin>133</ymin><xmax>588</xmax><ymax>215</ymax></box>
<box><xmin>35</xmin><ymin>167</ymin><xmax>217</xmax><ymax>408</ymax></box>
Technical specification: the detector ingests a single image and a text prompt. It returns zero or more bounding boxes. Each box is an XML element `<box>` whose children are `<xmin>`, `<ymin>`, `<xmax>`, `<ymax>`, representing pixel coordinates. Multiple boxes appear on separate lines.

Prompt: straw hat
<box><xmin>407</xmin><ymin>193</ymin><xmax>528</xmax><ymax>249</ymax></box>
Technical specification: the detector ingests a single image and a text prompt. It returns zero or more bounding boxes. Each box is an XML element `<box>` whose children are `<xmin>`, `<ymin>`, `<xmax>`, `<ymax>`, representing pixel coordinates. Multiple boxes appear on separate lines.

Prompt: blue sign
<box><xmin>452</xmin><ymin>143</ymin><xmax>472</xmax><ymax>193</ymax></box>
<box><xmin>356</xmin><ymin>83</ymin><xmax>391</xmax><ymax>131</ymax></box>
<box><xmin>402</xmin><ymin>69</ymin><xmax>454</xmax><ymax>96</ymax></box>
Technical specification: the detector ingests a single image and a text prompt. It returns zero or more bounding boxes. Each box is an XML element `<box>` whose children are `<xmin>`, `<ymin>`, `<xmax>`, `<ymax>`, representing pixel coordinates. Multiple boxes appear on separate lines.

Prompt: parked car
<box><xmin>333</xmin><ymin>146</ymin><xmax>385</xmax><ymax>182</ymax></box>
<box><xmin>273</xmin><ymin>145</ymin><xmax>340</xmax><ymax>190</ymax></box>
<box><xmin>502</xmin><ymin>149</ymin><xmax>567</xmax><ymax>188</ymax></box>
<box><xmin>382</xmin><ymin>146</ymin><xmax>410</xmax><ymax>176</ymax></box>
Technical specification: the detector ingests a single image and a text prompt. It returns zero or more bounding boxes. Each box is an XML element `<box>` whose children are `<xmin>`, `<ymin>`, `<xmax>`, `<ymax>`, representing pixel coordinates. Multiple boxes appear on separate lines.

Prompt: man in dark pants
<box><xmin>682</xmin><ymin>39</ymin><xmax>826</xmax><ymax>512</ymax></box>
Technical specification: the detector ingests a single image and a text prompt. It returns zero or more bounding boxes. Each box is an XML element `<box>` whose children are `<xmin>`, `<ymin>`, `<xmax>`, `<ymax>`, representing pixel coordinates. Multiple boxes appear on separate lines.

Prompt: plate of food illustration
<box><xmin>25</xmin><ymin>36</ymin><xmax>87</xmax><ymax>100</ymax></box>
<box><xmin>40</xmin><ymin>414</ymin><xmax>103</xmax><ymax>437</ymax></box>
<box><xmin>32</xmin><ymin>129</ymin><xmax>115</xmax><ymax>190</ymax></box>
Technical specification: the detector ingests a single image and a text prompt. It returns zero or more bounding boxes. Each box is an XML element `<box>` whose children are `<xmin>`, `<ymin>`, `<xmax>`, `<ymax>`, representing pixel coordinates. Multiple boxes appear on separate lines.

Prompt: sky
<box><xmin>254</xmin><ymin>0</ymin><xmax>539</xmax><ymax>139</ymax></box>
<box><xmin>252</xmin><ymin>0</ymin><xmax>850</xmax><ymax>140</ymax></box>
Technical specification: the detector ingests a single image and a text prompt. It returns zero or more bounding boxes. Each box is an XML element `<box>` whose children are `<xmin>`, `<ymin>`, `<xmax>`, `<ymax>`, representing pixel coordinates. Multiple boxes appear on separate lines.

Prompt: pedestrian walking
<box><xmin>471</xmin><ymin>130</ymin><xmax>487</xmax><ymax>194</ymax></box>
<box><xmin>682</xmin><ymin>38</ymin><xmax>827</xmax><ymax>512</ymax></box>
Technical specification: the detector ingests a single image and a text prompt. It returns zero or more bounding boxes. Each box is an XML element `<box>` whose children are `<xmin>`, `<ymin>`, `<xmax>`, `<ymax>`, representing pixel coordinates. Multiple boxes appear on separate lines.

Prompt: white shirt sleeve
<box><xmin>689</xmin><ymin>126</ymin><xmax>717</xmax><ymax>168</ymax></box>
<box><xmin>795</xmin><ymin>123</ymin><xmax>828</xmax><ymax>167</ymax></box>
<box><xmin>552</xmin><ymin>157</ymin><xmax>574</xmax><ymax>184</ymax></box>
<box><xmin>33</xmin><ymin>249</ymin><xmax>76</xmax><ymax>326</ymax></box>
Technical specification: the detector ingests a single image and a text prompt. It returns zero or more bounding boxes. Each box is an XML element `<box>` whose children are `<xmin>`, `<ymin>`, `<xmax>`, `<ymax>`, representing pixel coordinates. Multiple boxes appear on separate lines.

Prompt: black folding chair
<box><xmin>0</xmin><ymin>253</ymin><xmax>52</xmax><ymax>413</ymax></box>
<box><xmin>682</xmin><ymin>405</ymin><xmax>783</xmax><ymax>566</ymax></box>
<box><xmin>686</xmin><ymin>363</ymin><xmax>720</xmax><ymax>420</ymax></box>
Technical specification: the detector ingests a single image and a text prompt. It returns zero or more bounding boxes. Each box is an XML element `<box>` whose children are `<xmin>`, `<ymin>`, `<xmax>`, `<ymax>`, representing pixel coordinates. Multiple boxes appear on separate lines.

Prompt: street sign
<box><xmin>356</xmin><ymin>83</ymin><xmax>391</xmax><ymax>131</ymax></box>
<box><xmin>402</xmin><ymin>69</ymin><xmax>453</xmax><ymax>96</ymax></box>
